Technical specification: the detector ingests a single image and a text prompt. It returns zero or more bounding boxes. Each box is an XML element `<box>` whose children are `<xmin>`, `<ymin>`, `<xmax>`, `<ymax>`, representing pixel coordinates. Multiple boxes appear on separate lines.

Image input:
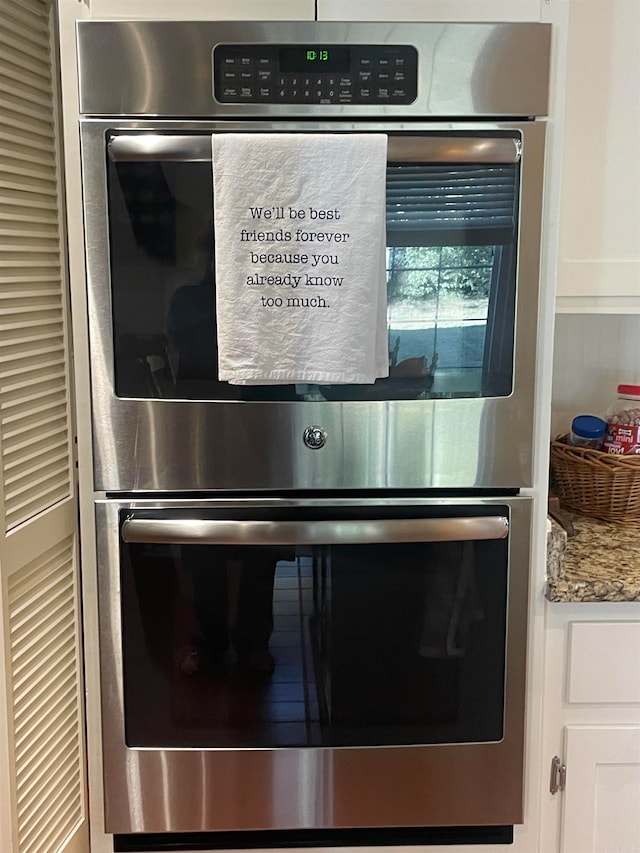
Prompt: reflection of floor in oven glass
<box><xmin>171</xmin><ymin>557</ymin><xmax>323</xmax><ymax>747</ymax></box>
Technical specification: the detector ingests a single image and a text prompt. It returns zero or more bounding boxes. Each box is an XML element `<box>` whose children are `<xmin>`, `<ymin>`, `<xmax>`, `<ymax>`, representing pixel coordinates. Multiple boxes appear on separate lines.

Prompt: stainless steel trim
<box><xmin>107</xmin><ymin>133</ymin><xmax>521</xmax><ymax>164</ymax></box>
<box><xmin>121</xmin><ymin>515</ymin><xmax>509</xmax><ymax>545</ymax></box>
<box><xmin>77</xmin><ymin>21</ymin><xmax>551</xmax><ymax>118</ymax></box>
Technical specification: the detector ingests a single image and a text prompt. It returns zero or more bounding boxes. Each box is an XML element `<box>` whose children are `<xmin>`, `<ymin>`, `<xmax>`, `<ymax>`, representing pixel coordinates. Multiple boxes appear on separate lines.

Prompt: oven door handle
<box><xmin>107</xmin><ymin>135</ymin><xmax>521</xmax><ymax>164</ymax></box>
<box><xmin>120</xmin><ymin>516</ymin><xmax>509</xmax><ymax>545</ymax></box>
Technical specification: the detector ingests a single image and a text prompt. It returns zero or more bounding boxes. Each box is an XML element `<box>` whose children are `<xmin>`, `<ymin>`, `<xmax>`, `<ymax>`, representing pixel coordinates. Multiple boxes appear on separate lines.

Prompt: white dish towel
<box><xmin>212</xmin><ymin>133</ymin><xmax>388</xmax><ymax>385</ymax></box>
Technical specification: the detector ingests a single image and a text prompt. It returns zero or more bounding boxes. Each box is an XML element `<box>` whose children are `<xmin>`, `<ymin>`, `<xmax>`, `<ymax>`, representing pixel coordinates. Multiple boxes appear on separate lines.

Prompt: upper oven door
<box><xmin>80</xmin><ymin>121</ymin><xmax>545</xmax><ymax>492</ymax></box>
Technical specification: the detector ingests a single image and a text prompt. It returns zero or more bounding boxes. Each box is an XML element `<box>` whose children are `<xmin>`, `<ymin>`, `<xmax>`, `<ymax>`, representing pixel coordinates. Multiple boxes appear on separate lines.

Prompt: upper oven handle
<box><xmin>107</xmin><ymin>135</ymin><xmax>521</xmax><ymax>164</ymax></box>
<box><xmin>120</xmin><ymin>515</ymin><xmax>509</xmax><ymax>545</ymax></box>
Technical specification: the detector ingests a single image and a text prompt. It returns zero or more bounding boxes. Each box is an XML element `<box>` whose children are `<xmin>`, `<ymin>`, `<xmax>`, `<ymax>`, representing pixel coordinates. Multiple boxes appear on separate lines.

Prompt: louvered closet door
<box><xmin>0</xmin><ymin>1</ymin><xmax>88</xmax><ymax>851</ymax></box>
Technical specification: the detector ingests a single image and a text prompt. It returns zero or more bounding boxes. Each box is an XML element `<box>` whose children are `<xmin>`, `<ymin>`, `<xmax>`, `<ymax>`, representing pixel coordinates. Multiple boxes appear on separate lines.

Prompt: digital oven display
<box><xmin>213</xmin><ymin>42</ymin><xmax>418</xmax><ymax>105</ymax></box>
<box><xmin>279</xmin><ymin>46</ymin><xmax>350</xmax><ymax>73</ymax></box>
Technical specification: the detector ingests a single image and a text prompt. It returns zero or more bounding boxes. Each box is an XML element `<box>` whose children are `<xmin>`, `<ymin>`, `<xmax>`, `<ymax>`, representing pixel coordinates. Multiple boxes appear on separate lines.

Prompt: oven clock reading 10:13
<box><xmin>279</xmin><ymin>47</ymin><xmax>350</xmax><ymax>73</ymax></box>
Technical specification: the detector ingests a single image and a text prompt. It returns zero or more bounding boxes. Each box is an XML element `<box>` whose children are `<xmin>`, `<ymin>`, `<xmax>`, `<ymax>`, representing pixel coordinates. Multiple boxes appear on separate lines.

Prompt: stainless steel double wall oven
<box><xmin>75</xmin><ymin>20</ymin><xmax>550</xmax><ymax>848</ymax></box>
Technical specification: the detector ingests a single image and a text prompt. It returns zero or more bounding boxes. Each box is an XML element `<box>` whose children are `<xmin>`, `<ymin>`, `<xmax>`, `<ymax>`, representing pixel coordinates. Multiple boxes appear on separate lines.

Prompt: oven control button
<box><xmin>303</xmin><ymin>426</ymin><xmax>327</xmax><ymax>450</ymax></box>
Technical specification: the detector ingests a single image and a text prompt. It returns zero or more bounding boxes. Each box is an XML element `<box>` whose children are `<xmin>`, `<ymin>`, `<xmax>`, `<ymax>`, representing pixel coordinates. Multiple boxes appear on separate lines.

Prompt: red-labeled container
<box><xmin>604</xmin><ymin>384</ymin><xmax>640</xmax><ymax>455</ymax></box>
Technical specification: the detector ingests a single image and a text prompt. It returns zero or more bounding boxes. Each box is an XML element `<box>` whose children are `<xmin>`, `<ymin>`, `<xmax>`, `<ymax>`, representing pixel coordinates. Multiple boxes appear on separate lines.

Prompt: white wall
<box><xmin>551</xmin><ymin>314</ymin><xmax>640</xmax><ymax>437</ymax></box>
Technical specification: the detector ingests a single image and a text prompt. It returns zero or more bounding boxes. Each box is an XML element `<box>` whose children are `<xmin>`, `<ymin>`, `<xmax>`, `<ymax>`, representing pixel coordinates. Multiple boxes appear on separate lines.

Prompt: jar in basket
<box><xmin>603</xmin><ymin>384</ymin><xmax>640</xmax><ymax>455</ymax></box>
<box><xmin>569</xmin><ymin>414</ymin><xmax>606</xmax><ymax>449</ymax></box>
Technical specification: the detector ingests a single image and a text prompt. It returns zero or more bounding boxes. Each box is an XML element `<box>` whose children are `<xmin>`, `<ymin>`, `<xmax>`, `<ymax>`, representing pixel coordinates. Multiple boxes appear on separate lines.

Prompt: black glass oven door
<box><xmin>106</xmin><ymin>132</ymin><xmax>520</xmax><ymax>402</ymax></box>
<box><xmin>118</xmin><ymin>506</ymin><xmax>510</xmax><ymax>750</ymax></box>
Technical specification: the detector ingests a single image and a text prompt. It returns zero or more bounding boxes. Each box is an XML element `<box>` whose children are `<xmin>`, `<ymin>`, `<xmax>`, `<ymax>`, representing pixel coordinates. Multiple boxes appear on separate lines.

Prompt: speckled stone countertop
<box><xmin>546</xmin><ymin>511</ymin><xmax>640</xmax><ymax>602</ymax></box>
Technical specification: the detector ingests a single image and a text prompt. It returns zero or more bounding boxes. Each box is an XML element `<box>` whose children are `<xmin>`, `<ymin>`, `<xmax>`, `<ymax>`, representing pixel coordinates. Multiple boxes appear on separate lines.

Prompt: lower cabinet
<box><xmin>561</xmin><ymin>725</ymin><xmax>640</xmax><ymax>853</ymax></box>
<box><xmin>541</xmin><ymin>607</ymin><xmax>640</xmax><ymax>853</ymax></box>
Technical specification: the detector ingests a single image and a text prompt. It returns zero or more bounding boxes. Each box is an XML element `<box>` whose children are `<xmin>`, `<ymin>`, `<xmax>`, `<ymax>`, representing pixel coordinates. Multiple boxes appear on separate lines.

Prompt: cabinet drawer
<box><xmin>567</xmin><ymin>622</ymin><xmax>640</xmax><ymax>704</ymax></box>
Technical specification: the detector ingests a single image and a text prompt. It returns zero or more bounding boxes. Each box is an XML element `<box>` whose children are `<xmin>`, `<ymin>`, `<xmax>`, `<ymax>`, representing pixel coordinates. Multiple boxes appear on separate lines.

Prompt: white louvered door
<box><xmin>0</xmin><ymin>1</ymin><xmax>88</xmax><ymax>851</ymax></box>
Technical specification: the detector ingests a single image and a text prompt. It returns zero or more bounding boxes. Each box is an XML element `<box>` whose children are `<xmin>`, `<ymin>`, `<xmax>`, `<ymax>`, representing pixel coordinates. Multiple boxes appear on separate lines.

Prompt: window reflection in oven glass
<box><xmin>120</xmin><ymin>537</ymin><xmax>508</xmax><ymax>749</ymax></box>
<box><xmin>107</xmin><ymin>147</ymin><xmax>518</xmax><ymax>402</ymax></box>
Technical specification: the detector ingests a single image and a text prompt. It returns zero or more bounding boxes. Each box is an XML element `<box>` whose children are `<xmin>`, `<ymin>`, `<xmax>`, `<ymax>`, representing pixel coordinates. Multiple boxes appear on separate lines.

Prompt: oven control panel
<box><xmin>213</xmin><ymin>44</ymin><xmax>418</xmax><ymax>105</ymax></box>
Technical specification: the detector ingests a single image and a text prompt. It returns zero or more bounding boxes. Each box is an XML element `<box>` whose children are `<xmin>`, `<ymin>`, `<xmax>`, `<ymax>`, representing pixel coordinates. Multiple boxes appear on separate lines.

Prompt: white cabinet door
<box><xmin>317</xmin><ymin>0</ymin><xmax>541</xmax><ymax>21</ymax></box>
<box><xmin>561</xmin><ymin>725</ymin><xmax>640</xmax><ymax>853</ymax></box>
<box><xmin>555</xmin><ymin>0</ymin><xmax>640</xmax><ymax>313</ymax></box>
<box><xmin>87</xmin><ymin>0</ymin><xmax>315</xmax><ymax>19</ymax></box>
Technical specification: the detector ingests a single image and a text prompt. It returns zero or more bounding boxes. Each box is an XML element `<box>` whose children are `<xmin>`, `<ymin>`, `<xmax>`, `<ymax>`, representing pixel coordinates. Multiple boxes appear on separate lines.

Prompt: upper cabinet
<box><xmin>85</xmin><ymin>0</ymin><xmax>315</xmax><ymax>20</ymax></box>
<box><xmin>555</xmin><ymin>0</ymin><xmax>640</xmax><ymax>313</ymax></box>
<box><xmin>317</xmin><ymin>0</ymin><xmax>542</xmax><ymax>21</ymax></box>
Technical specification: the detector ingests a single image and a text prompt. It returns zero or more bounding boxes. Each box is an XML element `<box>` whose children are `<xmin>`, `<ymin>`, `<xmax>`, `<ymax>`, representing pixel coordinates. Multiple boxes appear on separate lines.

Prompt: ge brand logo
<box><xmin>303</xmin><ymin>426</ymin><xmax>327</xmax><ymax>450</ymax></box>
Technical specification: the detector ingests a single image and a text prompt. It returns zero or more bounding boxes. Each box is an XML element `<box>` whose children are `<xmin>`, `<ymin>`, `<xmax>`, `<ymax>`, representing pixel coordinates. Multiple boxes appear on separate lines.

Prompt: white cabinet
<box><xmin>317</xmin><ymin>0</ymin><xmax>542</xmax><ymax>21</ymax></box>
<box><xmin>561</xmin><ymin>725</ymin><xmax>640</xmax><ymax>853</ymax></box>
<box><xmin>541</xmin><ymin>606</ymin><xmax>640</xmax><ymax>853</ymax></box>
<box><xmin>86</xmin><ymin>0</ymin><xmax>314</xmax><ymax>19</ymax></box>
<box><xmin>555</xmin><ymin>0</ymin><xmax>640</xmax><ymax>313</ymax></box>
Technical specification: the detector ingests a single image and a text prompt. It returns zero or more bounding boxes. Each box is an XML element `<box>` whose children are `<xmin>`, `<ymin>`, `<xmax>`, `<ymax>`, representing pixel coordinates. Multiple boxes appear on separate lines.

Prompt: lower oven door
<box><xmin>96</xmin><ymin>495</ymin><xmax>531</xmax><ymax>834</ymax></box>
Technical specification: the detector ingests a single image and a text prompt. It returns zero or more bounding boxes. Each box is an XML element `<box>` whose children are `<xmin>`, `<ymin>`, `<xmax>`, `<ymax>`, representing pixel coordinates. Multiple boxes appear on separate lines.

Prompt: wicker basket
<box><xmin>550</xmin><ymin>435</ymin><xmax>640</xmax><ymax>525</ymax></box>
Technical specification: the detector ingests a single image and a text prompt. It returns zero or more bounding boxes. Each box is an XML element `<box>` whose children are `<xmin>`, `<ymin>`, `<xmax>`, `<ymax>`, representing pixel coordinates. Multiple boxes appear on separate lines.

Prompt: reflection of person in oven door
<box><xmin>166</xmin><ymin>231</ymin><xmax>298</xmax><ymax>400</ymax></box>
<box><xmin>165</xmin><ymin>231</ymin><xmax>222</xmax><ymax>392</ymax></box>
<box><xmin>179</xmin><ymin>545</ymin><xmax>277</xmax><ymax>679</ymax></box>
<box><xmin>418</xmin><ymin>541</ymin><xmax>484</xmax><ymax>658</ymax></box>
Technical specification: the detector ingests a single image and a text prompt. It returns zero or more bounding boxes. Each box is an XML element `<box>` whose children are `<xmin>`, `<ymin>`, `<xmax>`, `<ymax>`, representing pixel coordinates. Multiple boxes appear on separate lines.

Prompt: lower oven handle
<box><xmin>120</xmin><ymin>516</ymin><xmax>509</xmax><ymax>545</ymax></box>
